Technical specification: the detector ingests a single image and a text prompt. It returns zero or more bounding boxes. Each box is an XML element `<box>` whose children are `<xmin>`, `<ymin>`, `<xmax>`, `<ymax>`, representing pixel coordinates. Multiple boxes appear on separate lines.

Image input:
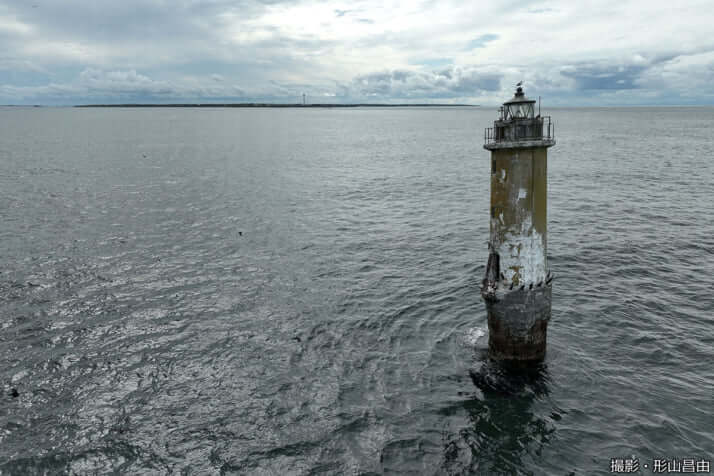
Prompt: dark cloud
<box><xmin>559</xmin><ymin>55</ymin><xmax>680</xmax><ymax>91</ymax></box>
<box><xmin>0</xmin><ymin>0</ymin><xmax>301</xmax><ymax>69</ymax></box>
<box><xmin>560</xmin><ymin>63</ymin><xmax>646</xmax><ymax>90</ymax></box>
<box><xmin>3</xmin><ymin>0</ymin><xmax>289</xmax><ymax>35</ymax></box>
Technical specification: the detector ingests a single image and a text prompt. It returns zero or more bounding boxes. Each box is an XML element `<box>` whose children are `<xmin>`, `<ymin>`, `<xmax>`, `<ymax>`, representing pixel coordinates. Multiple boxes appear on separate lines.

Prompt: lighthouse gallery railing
<box><xmin>484</xmin><ymin>115</ymin><xmax>554</xmax><ymax>145</ymax></box>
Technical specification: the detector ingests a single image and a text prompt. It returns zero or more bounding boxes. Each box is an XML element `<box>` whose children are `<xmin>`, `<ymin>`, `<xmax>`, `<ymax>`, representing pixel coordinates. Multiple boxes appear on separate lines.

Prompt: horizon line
<box><xmin>1</xmin><ymin>103</ymin><xmax>713</xmax><ymax>108</ymax></box>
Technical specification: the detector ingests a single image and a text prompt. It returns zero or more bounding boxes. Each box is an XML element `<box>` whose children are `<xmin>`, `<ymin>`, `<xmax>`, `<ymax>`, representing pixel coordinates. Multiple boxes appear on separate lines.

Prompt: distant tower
<box><xmin>303</xmin><ymin>93</ymin><xmax>306</xmax><ymax>105</ymax></box>
<box><xmin>482</xmin><ymin>85</ymin><xmax>556</xmax><ymax>362</ymax></box>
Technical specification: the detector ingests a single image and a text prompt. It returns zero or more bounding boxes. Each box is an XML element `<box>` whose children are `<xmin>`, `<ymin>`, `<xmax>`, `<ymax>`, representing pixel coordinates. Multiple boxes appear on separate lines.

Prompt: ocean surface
<box><xmin>0</xmin><ymin>106</ymin><xmax>712</xmax><ymax>475</ymax></box>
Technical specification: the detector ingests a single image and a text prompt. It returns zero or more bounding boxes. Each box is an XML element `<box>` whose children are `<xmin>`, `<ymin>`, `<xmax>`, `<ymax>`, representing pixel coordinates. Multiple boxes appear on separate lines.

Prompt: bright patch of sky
<box><xmin>0</xmin><ymin>0</ymin><xmax>712</xmax><ymax>105</ymax></box>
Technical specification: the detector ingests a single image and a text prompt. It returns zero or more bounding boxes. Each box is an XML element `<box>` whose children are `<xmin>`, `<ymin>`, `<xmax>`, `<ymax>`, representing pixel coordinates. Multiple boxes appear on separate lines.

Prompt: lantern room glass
<box><xmin>507</xmin><ymin>102</ymin><xmax>534</xmax><ymax>119</ymax></box>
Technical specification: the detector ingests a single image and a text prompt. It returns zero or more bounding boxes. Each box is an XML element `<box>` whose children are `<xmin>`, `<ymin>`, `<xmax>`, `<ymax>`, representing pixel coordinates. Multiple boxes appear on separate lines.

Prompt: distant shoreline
<box><xmin>73</xmin><ymin>103</ymin><xmax>478</xmax><ymax>108</ymax></box>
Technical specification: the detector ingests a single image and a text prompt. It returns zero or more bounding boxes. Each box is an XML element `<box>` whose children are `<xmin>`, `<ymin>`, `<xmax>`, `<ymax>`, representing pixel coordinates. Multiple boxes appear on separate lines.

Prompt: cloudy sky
<box><xmin>0</xmin><ymin>0</ymin><xmax>712</xmax><ymax>105</ymax></box>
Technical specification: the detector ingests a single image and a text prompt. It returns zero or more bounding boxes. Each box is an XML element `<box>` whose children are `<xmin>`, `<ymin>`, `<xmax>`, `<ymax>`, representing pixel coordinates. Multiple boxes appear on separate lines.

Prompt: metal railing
<box><xmin>485</xmin><ymin>116</ymin><xmax>554</xmax><ymax>145</ymax></box>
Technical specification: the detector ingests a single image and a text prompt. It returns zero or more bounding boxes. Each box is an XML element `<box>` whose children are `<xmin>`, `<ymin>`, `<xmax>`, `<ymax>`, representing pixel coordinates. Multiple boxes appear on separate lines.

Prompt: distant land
<box><xmin>74</xmin><ymin>103</ymin><xmax>478</xmax><ymax>108</ymax></box>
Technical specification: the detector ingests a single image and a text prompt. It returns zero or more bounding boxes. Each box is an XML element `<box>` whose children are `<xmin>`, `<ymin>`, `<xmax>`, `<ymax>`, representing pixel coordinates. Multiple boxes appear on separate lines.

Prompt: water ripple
<box><xmin>1</xmin><ymin>107</ymin><xmax>712</xmax><ymax>474</ymax></box>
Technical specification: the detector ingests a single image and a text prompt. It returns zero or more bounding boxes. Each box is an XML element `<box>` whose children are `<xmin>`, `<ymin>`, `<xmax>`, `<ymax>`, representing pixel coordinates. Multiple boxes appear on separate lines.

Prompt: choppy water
<box><xmin>0</xmin><ymin>106</ymin><xmax>712</xmax><ymax>475</ymax></box>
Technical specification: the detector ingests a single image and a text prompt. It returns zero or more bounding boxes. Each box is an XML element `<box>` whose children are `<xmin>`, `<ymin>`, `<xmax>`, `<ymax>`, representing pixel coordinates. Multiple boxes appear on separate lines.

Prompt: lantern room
<box><xmin>484</xmin><ymin>85</ymin><xmax>555</xmax><ymax>149</ymax></box>
<box><xmin>500</xmin><ymin>86</ymin><xmax>535</xmax><ymax>120</ymax></box>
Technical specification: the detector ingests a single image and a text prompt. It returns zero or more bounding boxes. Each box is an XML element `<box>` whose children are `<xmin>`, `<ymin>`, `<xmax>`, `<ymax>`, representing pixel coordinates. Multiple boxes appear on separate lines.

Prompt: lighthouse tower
<box><xmin>482</xmin><ymin>85</ymin><xmax>555</xmax><ymax>362</ymax></box>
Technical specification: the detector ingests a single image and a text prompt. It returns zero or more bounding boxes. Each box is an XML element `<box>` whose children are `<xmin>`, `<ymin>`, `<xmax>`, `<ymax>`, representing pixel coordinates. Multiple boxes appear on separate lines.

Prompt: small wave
<box><xmin>464</xmin><ymin>326</ymin><xmax>487</xmax><ymax>346</ymax></box>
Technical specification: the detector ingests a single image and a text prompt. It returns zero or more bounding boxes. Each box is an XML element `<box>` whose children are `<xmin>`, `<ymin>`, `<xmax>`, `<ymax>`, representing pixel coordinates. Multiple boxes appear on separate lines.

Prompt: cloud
<box><xmin>0</xmin><ymin>15</ymin><xmax>32</xmax><ymax>36</ymax></box>
<box><xmin>0</xmin><ymin>58</ymin><xmax>45</xmax><ymax>73</ymax></box>
<box><xmin>0</xmin><ymin>0</ymin><xmax>712</xmax><ymax>104</ymax></box>
<box><xmin>0</xmin><ymin>68</ymin><xmax>251</xmax><ymax>104</ymax></box>
<box><xmin>466</xmin><ymin>34</ymin><xmax>498</xmax><ymax>50</ymax></box>
<box><xmin>560</xmin><ymin>62</ymin><xmax>648</xmax><ymax>90</ymax></box>
<box><xmin>635</xmin><ymin>50</ymin><xmax>714</xmax><ymax>101</ymax></box>
<box><xmin>345</xmin><ymin>67</ymin><xmax>502</xmax><ymax>100</ymax></box>
<box><xmin>528</xmin><ymin>8</ymin><xmax>556</xmax><ymax>14</ymax></box>
<box><xmin>78</xmin><ymin>68</ymin><xmax>169</xmax><ymax>95</ymax></box>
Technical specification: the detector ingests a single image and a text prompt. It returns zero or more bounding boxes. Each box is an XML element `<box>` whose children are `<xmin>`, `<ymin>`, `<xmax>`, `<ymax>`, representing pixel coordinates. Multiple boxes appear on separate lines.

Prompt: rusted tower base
<box><xmin>484</xmin><ymin>283</ymin><xmax>551</xmax><ymax>362</ymax></box>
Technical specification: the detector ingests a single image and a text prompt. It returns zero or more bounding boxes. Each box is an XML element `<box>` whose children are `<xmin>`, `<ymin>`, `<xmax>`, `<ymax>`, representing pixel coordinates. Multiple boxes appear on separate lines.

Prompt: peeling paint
<box><xmin>495</xmin><ymin>216</ymin><xmax>547</xmax><ymax>285</ymax></box>
<box><xmin>488</xmin><ymin>147</ymin><xmax>549</xmax><ymax>286</ymax></box>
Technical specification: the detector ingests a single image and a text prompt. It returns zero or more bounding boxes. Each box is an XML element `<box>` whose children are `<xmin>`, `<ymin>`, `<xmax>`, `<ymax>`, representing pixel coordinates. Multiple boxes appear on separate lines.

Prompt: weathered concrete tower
<box><xmin>482</xmin><ymin>85</ymin><xmax>555</xmax><ymax>362</ymax></box>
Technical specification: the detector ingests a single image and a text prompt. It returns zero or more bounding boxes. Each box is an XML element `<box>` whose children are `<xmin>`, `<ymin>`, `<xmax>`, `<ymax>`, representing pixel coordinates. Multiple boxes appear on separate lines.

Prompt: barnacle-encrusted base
<box><xmin>482</xmin><ymin>280</ymin><xmax>552</xmax><ymax>362</ymax></box>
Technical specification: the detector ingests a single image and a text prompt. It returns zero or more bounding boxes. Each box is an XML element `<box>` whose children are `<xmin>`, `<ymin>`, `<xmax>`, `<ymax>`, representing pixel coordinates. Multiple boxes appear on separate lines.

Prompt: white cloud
<box><xmin>0</xmin><ymin>15</ymin><xmax>32</xmax><ymax>36</ymax></box>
